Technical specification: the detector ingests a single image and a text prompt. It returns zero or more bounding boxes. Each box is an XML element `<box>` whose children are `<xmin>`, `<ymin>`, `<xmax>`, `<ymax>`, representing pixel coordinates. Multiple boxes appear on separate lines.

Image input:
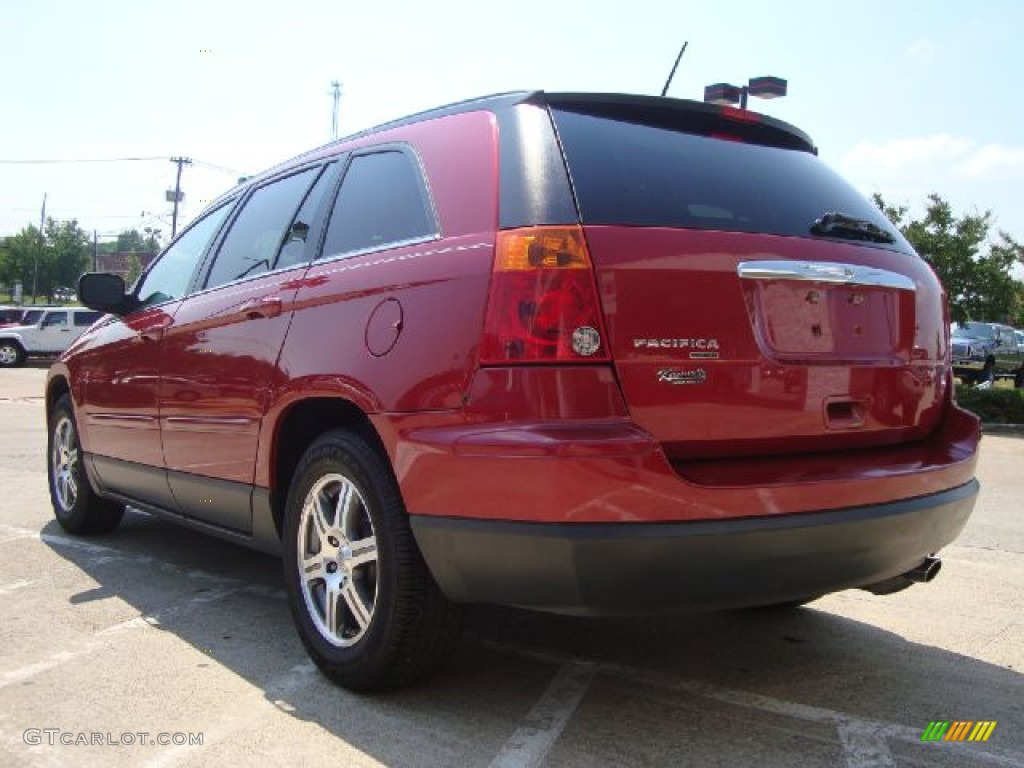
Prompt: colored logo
<box><xmin>921</xmin><ymin>721</ymin><xmax>997</xmax><ymax>742</ymax></box>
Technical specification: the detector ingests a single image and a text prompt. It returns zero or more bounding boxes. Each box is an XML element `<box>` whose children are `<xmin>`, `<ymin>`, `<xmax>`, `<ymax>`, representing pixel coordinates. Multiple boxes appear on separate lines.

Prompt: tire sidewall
<box><xmin>47</xmin><ymin>395</ymin><xmax>86</xmax><ymax>526</ymax></box>
<box><xmin>282</xmin><ymin>434</ymin><xmax>402</xmax><ymax>676</ymax></box>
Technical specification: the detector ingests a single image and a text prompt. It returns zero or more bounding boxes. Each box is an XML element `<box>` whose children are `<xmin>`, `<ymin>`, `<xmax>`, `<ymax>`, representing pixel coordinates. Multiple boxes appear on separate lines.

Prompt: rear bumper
<box><xmin>411</xmin><ymin>480</ymin><xmax>979</xmax><ymax>615</ymax></box>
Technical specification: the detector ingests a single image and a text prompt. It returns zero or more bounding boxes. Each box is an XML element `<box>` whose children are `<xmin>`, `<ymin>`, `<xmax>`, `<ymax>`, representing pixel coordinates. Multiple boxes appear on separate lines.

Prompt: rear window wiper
<box><xmin>810</xmin><ymin>212</ymin><xmax>895</xmax><ymax>244</ymax></box>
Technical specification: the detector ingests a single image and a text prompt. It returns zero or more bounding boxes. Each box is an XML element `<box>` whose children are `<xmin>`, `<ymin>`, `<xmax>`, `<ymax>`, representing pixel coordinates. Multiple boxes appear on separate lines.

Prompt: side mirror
<box><xmin>78</xmin><ymin>273</ymin><xmax>134</xmax><ymax>316</ymax></box>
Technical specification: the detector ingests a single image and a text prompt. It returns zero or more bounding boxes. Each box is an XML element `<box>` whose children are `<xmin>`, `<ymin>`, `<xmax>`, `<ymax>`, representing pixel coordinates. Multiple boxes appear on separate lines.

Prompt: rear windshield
<box><xmin>551</xmin><ymin>108</ymin><xmax>909</xmax><ymax>252</ymax></box>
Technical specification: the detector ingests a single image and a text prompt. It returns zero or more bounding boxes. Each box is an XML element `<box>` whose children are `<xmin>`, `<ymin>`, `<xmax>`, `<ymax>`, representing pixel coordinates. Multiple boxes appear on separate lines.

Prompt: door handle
<box><xmin>136</xmin><ymin>315</ymin><xmax>173</xmax><ymax>343</ymax></box>
<box><xmin>239</xmin><ymin>297</ymin><xmax>282</xmax><ymax>319</ymax></box>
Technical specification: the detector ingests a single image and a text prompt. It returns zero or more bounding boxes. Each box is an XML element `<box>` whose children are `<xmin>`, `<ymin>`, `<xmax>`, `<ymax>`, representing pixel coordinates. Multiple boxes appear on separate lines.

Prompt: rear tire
<box><xmin>0</xmin><ymin>341</ymin><xmax>24</xmax><ymax>368</ymax></box>
<box><xmin>282</xmin><ymin>430</ymin><xmax>459</xmax><ymax>692</ymax></box>
<box><xmin>47</xmin><ymin>394</ymin><xmax>124</xmax><ymax>534</ymax></box>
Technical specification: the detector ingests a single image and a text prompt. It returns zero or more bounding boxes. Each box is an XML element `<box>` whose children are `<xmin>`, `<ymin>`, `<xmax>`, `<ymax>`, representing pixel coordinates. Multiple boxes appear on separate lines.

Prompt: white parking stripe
<box><xmin>489</xmin><ymin>661</ymin><xmax>596</xmax><ymax>768</ymax></box>
<box><xmin>141</xmin><ymin>662</ymin><xmax>320</xmax><ymax>768</ymax></box>
<box><xmin>485</xmin><ymin>640</ymin><xmax>1024</xmax><ymax>768</ymax></box>
<box><xmin>838</xmin><ymin>721</ymin><xmax>895</xmax><ymax>768</ymax></box>
<box><xmin>0</xmin><ymin>585</ymin><xmax>246</xmax><ymax>690</ymax></box>
<box><xmin>0</xmin><ymin>578</ymin><xmax>35</xmax><ymax>594</ymax></box>
<box><xmin>0</xmin><ymin>524</ymin><xmax>241</xmax><ymax>586</ymax></box>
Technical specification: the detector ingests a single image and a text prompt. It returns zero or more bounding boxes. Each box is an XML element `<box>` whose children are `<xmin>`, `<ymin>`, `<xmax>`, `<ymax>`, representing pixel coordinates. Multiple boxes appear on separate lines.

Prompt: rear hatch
<box><xmin>548</xmin><ymin>95</ymin><xmax>948</xmax><ymax>459</ymax></box>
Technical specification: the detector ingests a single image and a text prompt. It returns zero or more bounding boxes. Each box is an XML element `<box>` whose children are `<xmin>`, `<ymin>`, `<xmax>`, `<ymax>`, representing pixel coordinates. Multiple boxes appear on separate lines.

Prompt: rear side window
<box><xmin>42</xmin><ymin>311</ymin><xmax>68</xmax><ymax>327</ymax></box>
<box><xmin>321</xmin><ymin>151</ymin><xmax>435</xmax><ymax>259</ymax></box>
<box><xmin>205</xmin><ymin>167</ymin><xmax>320</xmax><ymax>289</ymax></box>
<box><xmin>552</xmin><ymin>109</ymin><xmax>907</xmax><ymax>250</ymax></box>
<box><xmin>73</xmin><ymin>310</ymin><xmax>102</xmax><ymax>327</ymax></box>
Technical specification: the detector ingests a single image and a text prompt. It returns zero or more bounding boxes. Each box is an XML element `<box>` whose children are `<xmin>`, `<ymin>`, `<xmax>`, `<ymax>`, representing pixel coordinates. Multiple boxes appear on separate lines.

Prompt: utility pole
<box><xmin>93</xmin><ymin>230</ymin><xmax>99</xmax><ymax>272</ymax></box>
<box><xmin>32</xmin><ymin>192</ymin><xmax>46</xmax><ymax>302</ymax></box>
<box><xmin>169</xmin><ymin>157</ymin><xmax>192</xmax><ymax>239</ymax></box>
<box><xmin>330</xmin><ymin>81</ymin><xmax>342</xmax><ymax>140</ymax></box>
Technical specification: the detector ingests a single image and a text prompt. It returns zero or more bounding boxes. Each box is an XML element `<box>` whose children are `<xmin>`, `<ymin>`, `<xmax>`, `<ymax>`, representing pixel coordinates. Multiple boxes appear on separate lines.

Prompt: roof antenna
<box><xmin>660</xmin><ymin>42</ymin><xmax>689</xmax><ymax>97</ymax></box>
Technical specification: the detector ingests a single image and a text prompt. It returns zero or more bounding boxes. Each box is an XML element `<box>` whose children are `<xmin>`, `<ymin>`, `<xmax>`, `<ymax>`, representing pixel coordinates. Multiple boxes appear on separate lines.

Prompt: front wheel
<box><xmin>282</xmin><ymin>430</ymin><xmax>459</xmax><ymax>691</ymax></box>
<box><xmin>48</xmin><ymin>394</ymin><xmax>124</xmax><ymax>534</ymax></box>
<box><xmin>0</xmin><ymin>341</ymin><xmax>24</xmax><ymax>368</ymax></box>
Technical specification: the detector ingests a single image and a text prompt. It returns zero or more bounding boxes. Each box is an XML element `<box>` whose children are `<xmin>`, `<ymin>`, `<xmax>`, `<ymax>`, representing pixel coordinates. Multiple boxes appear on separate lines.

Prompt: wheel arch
<box><xmin>46</xmin><ymin>373</ymin><xmax>71</xmax><ymax>416</ymax></box>
<box><xmin>268</xmin><ymin>397</ymin><xmax>393</xmax><ymax>537</ymax></box>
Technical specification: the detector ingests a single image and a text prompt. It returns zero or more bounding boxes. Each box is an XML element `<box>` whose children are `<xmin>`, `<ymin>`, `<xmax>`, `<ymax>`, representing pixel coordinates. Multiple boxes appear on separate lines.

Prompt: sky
<box><xmin>2</xmin><ymin>0</ymin><xmax>1023</xmax><ymax>250</ymax></box>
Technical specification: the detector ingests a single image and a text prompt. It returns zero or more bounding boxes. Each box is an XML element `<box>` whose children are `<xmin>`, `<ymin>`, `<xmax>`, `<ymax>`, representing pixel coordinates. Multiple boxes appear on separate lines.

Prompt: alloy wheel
<box><xmin>51</xmin><ymin>415</ymin><xmax>79</xmax><ymax>513</ymax></box>
<box><xmin>296</xmin><ymin>473</ymin><xmax>379</xmax><ymax>647</ymax></box>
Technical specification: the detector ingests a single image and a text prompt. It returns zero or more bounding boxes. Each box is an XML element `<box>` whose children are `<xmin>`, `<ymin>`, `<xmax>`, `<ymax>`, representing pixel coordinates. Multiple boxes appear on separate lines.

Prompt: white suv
<box><xmin>0</xmin><ymin>307</ymin><xmax>103</xmax><ymax>368</ymax></box>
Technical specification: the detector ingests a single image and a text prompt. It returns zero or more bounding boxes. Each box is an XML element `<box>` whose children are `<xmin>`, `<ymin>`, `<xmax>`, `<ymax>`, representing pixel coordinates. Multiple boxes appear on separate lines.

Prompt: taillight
<box><xmin>481</xmin><ymin>226</ymin><xmax>609</xmax><ymax>364</ymax></box>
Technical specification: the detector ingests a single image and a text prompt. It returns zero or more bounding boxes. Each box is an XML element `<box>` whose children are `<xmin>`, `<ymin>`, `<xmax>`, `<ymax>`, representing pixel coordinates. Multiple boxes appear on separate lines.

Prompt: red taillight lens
<box><xmin>481</xmin><ymin>226</ymin><xmax>609</xmax><ymax>364</ymax></box>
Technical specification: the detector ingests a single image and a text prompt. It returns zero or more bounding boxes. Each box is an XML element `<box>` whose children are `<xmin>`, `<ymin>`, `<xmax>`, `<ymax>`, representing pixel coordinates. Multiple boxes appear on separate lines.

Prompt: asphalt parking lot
<box><xmin>0</xmin><ymin>365</ymin><xmax>1021</xmax><ymax>768</ymax></box>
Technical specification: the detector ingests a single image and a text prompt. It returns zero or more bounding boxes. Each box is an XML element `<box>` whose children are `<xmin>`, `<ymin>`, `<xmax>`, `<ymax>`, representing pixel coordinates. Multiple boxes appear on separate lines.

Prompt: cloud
<box><xmin>953</xmin><ymin>144</ymin><xmax>1024</xmax><ymax>179</ymax></box>
<box><xmin>904</xmin><ymin>38</ymin><xmax>939</xmax><ymax>61</ymax></box>
<box><xmin>841</xmin><ymin>135</ymin><xmax>1024</xmax><ymax>183</ymax></box>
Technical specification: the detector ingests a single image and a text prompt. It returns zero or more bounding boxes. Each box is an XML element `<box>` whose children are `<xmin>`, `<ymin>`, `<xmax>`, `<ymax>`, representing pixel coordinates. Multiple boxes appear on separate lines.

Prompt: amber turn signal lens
<box><xmin>494</xmin><ymin>228</ymin><xmax>591</xmax><ymax>271</ymax></box>
<box><xmin>481</xmin><ymin>226</ymin><xmax>609</xmax><ymax>364</ymax></box>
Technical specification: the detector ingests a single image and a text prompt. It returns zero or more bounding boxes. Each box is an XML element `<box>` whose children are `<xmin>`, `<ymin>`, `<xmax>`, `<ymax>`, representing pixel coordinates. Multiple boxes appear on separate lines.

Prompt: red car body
<box><xmin>50</xmin><ymin>92</ymin><xmax>978</xmax><ymax>625</ymax></box>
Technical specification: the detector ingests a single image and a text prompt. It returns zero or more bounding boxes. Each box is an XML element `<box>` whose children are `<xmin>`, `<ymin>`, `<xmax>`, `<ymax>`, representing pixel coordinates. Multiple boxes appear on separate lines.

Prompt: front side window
<box><xmin>275</xmin><ymin>164</ymin><xmax>338</xmax><ymax>270</ymax></box>
<box><xmin>321</xmin><ymin>151</ymin><xmax>435</xmax><ymax>260</ymax></box>
<box><xmin>135</xmin><ymin>203</ymin><xmax>233</xmax><ymax>308</ymax></box>
<box><xmin>204</xmin><ymin>168</ymin><xmax>320</xmax><ymax>290</ymax></box>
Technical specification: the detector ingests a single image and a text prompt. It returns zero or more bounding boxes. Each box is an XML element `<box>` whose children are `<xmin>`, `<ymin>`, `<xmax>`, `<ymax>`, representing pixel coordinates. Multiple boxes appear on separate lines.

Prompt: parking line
<box><xmin>485</xmin><ymin>640</ymin><xmax>1024</xmax><ymax>768</ymax></box>
<box><xmin>141</xmin><ymin>662</ymin><xmax>320</xmax><ymax>768</ymax></box>
<box><xmin>0</xmin><ymin>585</ymin><xmax>247</xmax><ymax>690</ymax></box>
<box><xmin>0</xmin><ymin>578</ymin><xmax>36</xmax><ymax>594</ymax></box>
<box><xmin>0</xmin><ymin>524</ymin><xmax>289</xmax><ymax>690</ymax></box>
<box><xmin>837</xmin><ymin>721</ymin><xmax>895</xmax><ymax>768</ymax></box>
<box><xmin>489</xmin><ymin>660</ymin><xmax>596</xmax><ymax>768</ymax></box>
<box><xmin>0</xmin><ymin>524</ymin><xmax>242</xmax><ymax>586</ymax></box>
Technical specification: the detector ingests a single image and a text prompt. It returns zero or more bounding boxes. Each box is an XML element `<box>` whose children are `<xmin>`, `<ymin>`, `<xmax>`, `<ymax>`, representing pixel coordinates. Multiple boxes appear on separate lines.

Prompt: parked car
<box><xmin>0</xmin><ymin>306</ymin><xmax>24</xmax><ymax>328</ymax></box>
<box><xmin>48</xmin><ymin>91</ymin><xmax>980</xmax><ymax>691</ymax></box>
<box><xmin>951</xmin><ymin>321</ymin><xmax>1024</xmax><ymax>387</ymax></box>
<box><xmin>0</xmin><ymin>307</ymin><xmax>103</xmax><ymax>367</ymax></box>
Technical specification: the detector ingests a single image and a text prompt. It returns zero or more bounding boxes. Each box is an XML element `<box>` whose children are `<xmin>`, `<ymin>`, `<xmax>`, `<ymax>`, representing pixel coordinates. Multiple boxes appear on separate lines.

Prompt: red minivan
<box><xmin>48</xmin><ymin>92</ymin><xmax>980</xmax><ymax>690</ymax></box>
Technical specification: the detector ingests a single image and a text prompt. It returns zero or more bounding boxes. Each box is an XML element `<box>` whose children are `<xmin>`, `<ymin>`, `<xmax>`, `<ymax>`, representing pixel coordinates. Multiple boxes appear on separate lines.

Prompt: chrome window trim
<box><xmin>315</xmin><ymin>233</ymin><xmax>443</xmax><ymax>267</ymax></box>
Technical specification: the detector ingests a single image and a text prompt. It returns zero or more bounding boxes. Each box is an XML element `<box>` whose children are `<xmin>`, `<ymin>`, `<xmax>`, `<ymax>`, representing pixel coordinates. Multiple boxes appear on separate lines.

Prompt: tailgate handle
<box><xmin>825</xmin><ymin>398</ymin><xmax>866</xmax><ymax>429</ymax></box>
<box><xmin>738</xmin><ymin>261</ymin><xmax>916</xmax><ymax>291</ymax></box>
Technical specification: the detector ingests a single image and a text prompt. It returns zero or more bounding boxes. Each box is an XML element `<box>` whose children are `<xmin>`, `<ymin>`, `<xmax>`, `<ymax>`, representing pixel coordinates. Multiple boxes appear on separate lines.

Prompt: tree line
<box><xmin>873</xmin><ymin>193</ymin><xmax>1024</xmax><ymax>327</ymax></box>
<box><xmin>0</xmin><ymin>222</ymin><xmax>163</xmax><ymax>303</ymax></box>
<box><xmin>1</xmin><ymin>194</ymin><xmax>1022</xmax><ymax>324</ymax></box>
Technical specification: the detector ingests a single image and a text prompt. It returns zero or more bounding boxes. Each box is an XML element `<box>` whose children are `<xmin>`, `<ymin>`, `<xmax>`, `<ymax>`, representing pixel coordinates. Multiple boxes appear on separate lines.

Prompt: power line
<box><xmin>192</xmin><ymin>158</ymin><xmax>249</xmax><ymax>176</ymax></box>
<box><xmin>0</xmin><ymin>156</ymin><xmax>169</xmax><ymax>164</ymax></box>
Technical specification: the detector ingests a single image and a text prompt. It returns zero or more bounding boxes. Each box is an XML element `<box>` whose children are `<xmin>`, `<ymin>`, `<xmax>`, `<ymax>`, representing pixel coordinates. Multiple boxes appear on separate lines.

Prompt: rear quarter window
<box><xmin>320</xmin><ymin>150</ymin><xmax>436</xmax><ymax>260</ymax></box>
